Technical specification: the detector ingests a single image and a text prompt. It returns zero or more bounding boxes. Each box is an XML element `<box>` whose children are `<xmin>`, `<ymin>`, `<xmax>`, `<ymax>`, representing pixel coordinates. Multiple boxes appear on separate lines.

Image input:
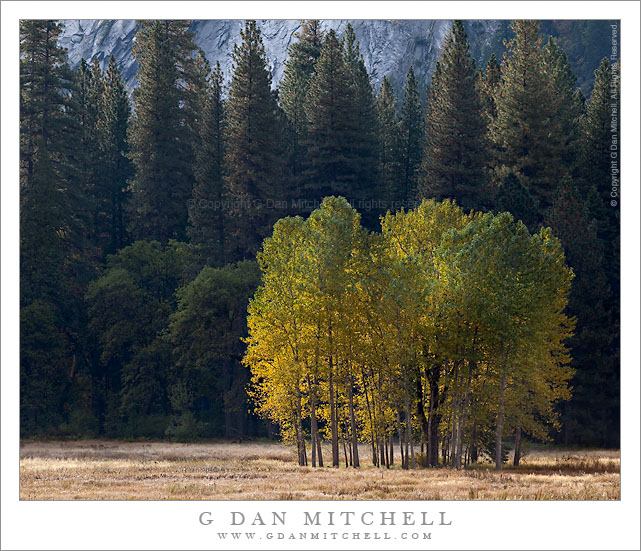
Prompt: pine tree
<box><xmin>417</xmin><ymin>21</ymin><xmax>487</xmax><ymax>210</ymax></box>
<box><xmin>479</xmin><ymin>53</ymin><xmax>500</xmax><ymax>123</ymax></box>
<box><xmin>543</xmin><ymin>37</ymin><xmax>583</xmax><ymax>170</ymax></box>
<box><xmin>574</xmin><ymin>58</ymin><xmax>619</xmax><ymax>447</ymax></box>
<box><xmin>224</xmin><ymin>20</ymin><xmax>286</xmax><ymax>260</ymax></box>
<box><xmin>544</xmin><ymin>179</ymin><xmax>617</xmax><ymax>446</ymax></box>
<box><xmin>495</xmin><ymin>172</ymin><xmax>538</xmax><ymax>230</ymax></box>
<box><xmin>342</xmin><ymin>24</ymin><xmax>380</xmax><ymax>222</ymax></box>
<box><xmin>68</xmin><ymin>58</ymin><xmax>101</xmax><ymax>254</ymax></box>
<box><xmin>128</xmin><ymin>20</ymin><xmax>196</xmax><ymax>242</ymax></box>
<box><xmin>577</xmin><ymin>59</ymin><xmax>618</xmax><ymax>238</ymax></box>
<box><xmin>188</xmin><ymin>61</ymin><xmax>226</xmax><ymax>267</ymax></box>
<box><xmin>376</xmin><ymin>76</ymin><xmax>403</xmax><ymax>208</ymax></box>
<box><xmin>20</xmin><ymin>20</ymin><xmax>76</xmax><ymax>433</ymax></box>
<box><xmin>398</xmin><ymin>66</ymin><xmax>423</xmax><ymax>204</ymax></box>
<box><xmin>280</xmin><ymin>20</ymin><xmax>324</xmax><ymax>188</ymax></box>
<box><xmin>20</xmin><ymin>20</ymin><xmax>74</xmax><ymax>305</ymax></box>
<box><xmin>490</xmin><ymin>20</ymin><xmax>565</xmax><ymax>213</ymax></box>
<box><xmin>96</xmin><ymin>55</ymin><xmax>133</xmax><ymax>253</ymax></box>
<box><xmin>304</xmin><ymin>29</ymin><xmax>353</xmax><ymax>201</ymax></box>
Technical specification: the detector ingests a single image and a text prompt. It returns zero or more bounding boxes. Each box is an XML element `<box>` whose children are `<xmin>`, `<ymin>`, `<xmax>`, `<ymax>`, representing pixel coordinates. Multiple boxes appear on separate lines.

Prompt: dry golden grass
<box><xmin>20</xmin><ymin>440</ymin><xmax>619</xmax><ymax>501</ymax></box>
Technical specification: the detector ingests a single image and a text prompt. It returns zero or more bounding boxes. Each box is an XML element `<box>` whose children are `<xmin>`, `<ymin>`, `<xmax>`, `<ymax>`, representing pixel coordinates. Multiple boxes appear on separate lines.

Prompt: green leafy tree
<box><xmin>438</xmin><ymin>212</ymin><xmax>574</xmax><ymax>468</ymax></box>
<box><xmin>85</xmin><ymin>241</ymin><xmax>189</xmax><ymax>435</ymax></box>
<box><xmin>168</xmin><ymin>261</ymin><xmax>260</xmax><ymax>439</ymax></box>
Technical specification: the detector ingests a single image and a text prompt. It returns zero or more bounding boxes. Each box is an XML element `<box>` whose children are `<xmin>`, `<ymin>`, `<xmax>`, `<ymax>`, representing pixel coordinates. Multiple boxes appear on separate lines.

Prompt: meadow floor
<box><xmin>20</xmin><ymin>440</ymin><xmax>620</xmax><ymax>500</ymax></box>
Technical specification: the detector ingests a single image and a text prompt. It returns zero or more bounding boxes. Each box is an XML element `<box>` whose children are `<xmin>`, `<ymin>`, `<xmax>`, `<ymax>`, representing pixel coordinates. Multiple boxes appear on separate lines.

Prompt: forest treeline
<box><xmin>20</xmin><ymin>19</ymin><xmax>619</xmax><ymax>456</ymax></box>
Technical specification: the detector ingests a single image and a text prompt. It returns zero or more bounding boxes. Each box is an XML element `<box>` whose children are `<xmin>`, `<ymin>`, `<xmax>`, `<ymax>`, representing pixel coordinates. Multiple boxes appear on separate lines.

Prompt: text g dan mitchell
<box><xmin>198</xmin><ymin>510</ymin><xmax>453</xmax><ymax>527</ymax></box>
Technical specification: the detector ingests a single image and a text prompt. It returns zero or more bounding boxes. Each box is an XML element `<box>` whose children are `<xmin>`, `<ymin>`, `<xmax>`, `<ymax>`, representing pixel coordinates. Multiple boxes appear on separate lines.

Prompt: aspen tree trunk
<box><xmin>295</xmin><ymin>384</ymin><xmax>307</xmax><ymax>466</ymax></box>
<box><xmin>329</xmin><ymin>360</ymin><xmax>339</xmax><ymax>467</ymax></box>
<box><xmin>470</xmin><ymin>421</ymin><xmax>479</xmax><ymax>464</ymax></box>
<box><xmin>360</xmin><ymin>366</ymin><xmax>377</xmax><ymax>466</ymax></box>
<box><xmin>513</xmin><ymin>426</ymin><xmax>522</xmax><ymax>466</ymax></box>
<box><xmin>454</xmin><ymin>372</ymin><xmax>473</xmax><ymax>470</ymax></box>
<box><xmin>495</xmin><ymin>372</ymin><xmax>507</xmax><ymax>469</ymax></box>
<box><xmin>442</xmin><ymin>432</ymin><xmax>448</xmax><ymax>465</ymax></box>
<box><xmin>347</xmin><ymin>378</ymin><xmax>360</xmax><ymax>467</ymax></box>
<box><xmin>315</xmin><ymin>377</ymin><xmax>324</xmax><ymax>467</ymax></box>
<box><xmin>450</xmin><ymin>400</ymin><xmax>459</xmax><ymax>468</ymax></box>
<box><xmin>398</xmin><ymin>410</ymin><xmax>406</xmax><ymax>469</ymax></box>
<box><xmin>416</xmin><ymin>374</ymin><xmax>430</xmax><ymax>453</ymax></box>
<box><xmin>389</xmin><ymin>434</ymin><xmax>394</xmax><ymax>465</ymax></box>
<box><xmin>405</xmin><ymin>400</ymin><xmax>413</xmax><ymax>469</ymax></box>
<box><xmin>343</xmin><ymin>440</ymin><xmax>349</xmax><ymax>467</ymax></box>
<box><xmin>427</xmin><ymin>366</ymin><xmax>441</xmax><ymax>467</ymax></box>
<box><xmin>383</xmin><ymin>436</ymin><xmax>389</xmax><ymax>469</ymax></box>
<box><xmin>309</xmin><ymin>375</ymin><xmax>318</xmax><ymax>468</ymax></box>
<box><xmin>328</xmin><ymin>319</ymin><xmax>339</xmax><ymax>467</ymax></box>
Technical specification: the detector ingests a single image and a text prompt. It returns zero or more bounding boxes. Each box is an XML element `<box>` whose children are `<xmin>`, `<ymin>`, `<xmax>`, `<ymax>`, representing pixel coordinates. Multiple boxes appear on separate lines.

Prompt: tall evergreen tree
<box><xmin>68</xmin><ymin>58</ymin><xmax>101</xmax><ymax>257</ymax></box>
<box><xmin>96</xmin><ymin>55</ymin><xmax>133</xmax><ymax>254</ymax></box>
<box><xmin>490</xmin><ymin>20</ymin><xmax>565</xmax><ymax>213</ymax></box>
<box><xmin>304</xmin><ymin>30</ymin><xmax>353</xmax><ymax>201</ymax></box>
<box><xmin>495</xmin><ymin>172</ymin><xmax>538</xmax><ymax>230</ymax></box>
<box><xmin>280</xmin><ymin>20</ymin><xmax>324</xmax><ymax>188</ymax></box>
<box><xmin>398</xmin><ymin>66</ymin><xmax>423</xmax><ymax>204</ymax></box>
<box><xmin>543</xmin><ymin>37</ymin><xmax>583</xmax><ymax>170</ymax></box>
<box><xmin>376</xmin><ymin>76</ymin><xmax>403</xmax><ymax>208</ymax></box>
<box><xmin>188</xmin><ymin>61</ymin><xmax>226</xmax><ymax>267</ymax></box>
<box><xmin>224</xmin><ymin>20</ymin><xmax>286</xmax><ymax>259</ymax></box>
<box><xmin>574</xmin><ymin>58</ymin><xmax>619</xmax><ymax>448</ymax></box>
<box><xmin>342</xmin><ymin>23</ymin><xmax>380</xmax><ymax>220</ymax></box>
<box><xmin>127</xmin><ymin>20</ymin><xmax>196</xmax><ymax>242</ymax></box>
<box><xmin>545</xmin><ymin>179</ymin><xmax>617</xmax><ymax>447</ymax></box>
<box><xmin>20</xmin><ymin>20</ymin><xmax>76</xmax><ymax>433</ymax></box>
<box><xmin>416</xmin><ymin>21</ymin><xmax>487</xmax><ymax>210</ymax></box>
<box><xmin>479</xmin><ymin>53</ymin><xmax>500</xmax><ymax>123</ymax></box>
<box><xmin>577</xmin><ymin>58</ymin><xmax>619</xmax><ymax>244</ymax></box>
<box><xmin>20</xmin><ymin>20</ymin><xmax>74</xmax><ymax>298</ymax></box>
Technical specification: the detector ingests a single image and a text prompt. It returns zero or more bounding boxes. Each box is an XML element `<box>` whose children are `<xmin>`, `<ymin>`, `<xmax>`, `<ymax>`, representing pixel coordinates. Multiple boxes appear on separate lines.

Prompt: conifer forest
<box><xmin>20</xmin><ymin>19</ymin><xmax>621</xmax><ymax>471</ymax></box>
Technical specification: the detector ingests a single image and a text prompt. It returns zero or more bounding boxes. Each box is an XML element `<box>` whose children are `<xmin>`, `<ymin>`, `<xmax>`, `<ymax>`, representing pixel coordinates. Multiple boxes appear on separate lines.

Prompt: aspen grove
<box><xmin>244</xmin><ymin>197</ymin><xmax>575</xmax><ymax>469</ymax></box>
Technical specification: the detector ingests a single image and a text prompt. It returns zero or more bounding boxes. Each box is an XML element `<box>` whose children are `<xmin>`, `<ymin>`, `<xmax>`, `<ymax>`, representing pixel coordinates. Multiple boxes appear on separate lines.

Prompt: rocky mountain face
<box><xmin>58</xmin><ymin>19</ymin><xmax>614</xmax><ymax>96</ymax></box>
<box><xmin>58</xmin><ymin>19</ymin><xmax>504</xmax><ymax>95</ymax></box>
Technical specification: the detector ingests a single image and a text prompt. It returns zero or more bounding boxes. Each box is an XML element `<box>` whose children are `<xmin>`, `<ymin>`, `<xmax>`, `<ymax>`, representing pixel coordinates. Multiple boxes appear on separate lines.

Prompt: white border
<box><xmin>2</xmin><ymin>2</ymin><xmax>639</xmax><ymax>550</ymax></box>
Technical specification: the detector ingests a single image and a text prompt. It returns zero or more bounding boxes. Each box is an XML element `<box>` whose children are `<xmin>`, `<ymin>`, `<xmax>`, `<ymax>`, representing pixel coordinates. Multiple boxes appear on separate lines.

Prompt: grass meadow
<box><xmin>19</xmin><ymin>440</ymin><xmax>620</xmax><ymax>501</ymax></box>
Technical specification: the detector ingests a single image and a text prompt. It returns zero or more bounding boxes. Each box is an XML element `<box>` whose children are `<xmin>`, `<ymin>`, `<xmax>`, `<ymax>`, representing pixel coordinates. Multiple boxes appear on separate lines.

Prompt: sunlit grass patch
<box><xmin>20</xmin><ymin>440</ymin><xmax>619</xmax><ymax>501</ymax></box>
